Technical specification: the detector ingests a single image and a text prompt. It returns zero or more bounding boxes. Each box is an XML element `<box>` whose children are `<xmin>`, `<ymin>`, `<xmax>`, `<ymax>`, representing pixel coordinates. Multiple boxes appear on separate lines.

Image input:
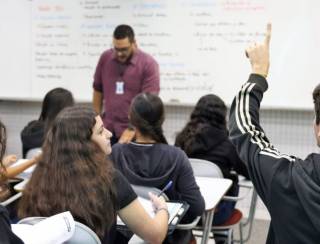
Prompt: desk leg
<box><xmin>201</xmin><ymin>210</ymin><xmax>215</xmax><ymax>244</ymax></box>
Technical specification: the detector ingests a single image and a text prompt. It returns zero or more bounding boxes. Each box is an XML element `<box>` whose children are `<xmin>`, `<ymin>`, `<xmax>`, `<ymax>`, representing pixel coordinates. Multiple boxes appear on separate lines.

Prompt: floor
<box><xmin>195</xmin><ymin>218</ymin><xmax>270</xmax><ymax>244</ymax></box>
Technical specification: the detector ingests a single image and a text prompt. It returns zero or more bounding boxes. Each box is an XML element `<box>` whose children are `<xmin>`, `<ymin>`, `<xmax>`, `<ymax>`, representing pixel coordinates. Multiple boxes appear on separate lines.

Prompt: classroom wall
<box><xmin>1</xmin><ymin>100</ymin><xmax>318</xmax><ymax>219</ymax></box>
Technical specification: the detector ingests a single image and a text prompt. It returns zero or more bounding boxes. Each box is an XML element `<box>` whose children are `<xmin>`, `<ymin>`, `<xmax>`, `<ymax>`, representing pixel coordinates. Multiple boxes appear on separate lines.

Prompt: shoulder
<box><xmin>157</xmin><ymin>144</ymin><xmax>190</xmax><ymax>164</ymax></box>
<box><xmin>156</xmin><ymin>143</ymin><xmax>185</xmax><ymax>154</ymax></box>
<box><xmin>111</xmin><ymin>142</ymin><xmax>124</xmax><ymax>151</ymax></box>
<box><xmin>111</xmin><ymin>143</ymin><xmax>128</xmax><ymax>156</ymax></box>
<box><xmin>99</xmin><ymin>49</ymin><xmax>114</xmax><ymax>62</ymax></box>
<box><xmin>21</xmin><ymin>120</ymin><xmax>44</xmax><ymax>135</ymax></box>
<box><xmin>135</xmin><ymin>49</ymin><xmax>157</xmax><ymax>64</ymax></box>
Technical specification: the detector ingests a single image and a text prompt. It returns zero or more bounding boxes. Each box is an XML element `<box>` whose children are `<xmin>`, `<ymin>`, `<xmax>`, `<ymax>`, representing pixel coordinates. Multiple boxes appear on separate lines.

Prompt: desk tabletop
<box><xmin>195</xmin><ymin>177</ymin><xmax>232</xmax><ymax>212</ymax></box>
<box><xmin>14</xmin><ymin>179</ymin><xmax>29</xmax><ymax>192</ymax></box>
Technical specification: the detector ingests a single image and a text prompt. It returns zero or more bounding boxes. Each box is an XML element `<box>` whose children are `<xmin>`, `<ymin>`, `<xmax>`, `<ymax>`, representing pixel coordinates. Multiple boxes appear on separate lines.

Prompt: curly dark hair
<box><xmin>313</xmin><ymin>84</ymin><xmax>320</xmax><ymax>125</ymax></box>
<box><xmin>18</xmin><ymin>105</ymin><xmax>117</xmax><ymax>238</ymax></box>
<box><xmin>175</xmin><ymin>94</ymin><xmax>227</xmax><ymax>154</ymax></box>
<box><xmin>130</xmin><ymin>93</ymin><xmax>168</xmax><ymax>144</ymax></box>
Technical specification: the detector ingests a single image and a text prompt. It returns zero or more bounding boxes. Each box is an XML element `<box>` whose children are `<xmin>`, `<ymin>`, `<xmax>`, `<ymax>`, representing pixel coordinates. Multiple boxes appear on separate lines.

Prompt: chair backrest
<box><xmin>188</xmin><ymin>158</ymin><xmax>223</xmax><ymax>178</ymax></box>
<box><xmin>131</xmin><ymin>184</ymin><xmax>169</xmax><ymax>201</ymax></box>
<box><xmin>18</xmin><ymin>217</ymin><xmax>101</xmax><ymax>244</ymax></box>
<box><xmin>25</xmin><ymin>148</ymin><xmax>42</xmax><ymax>159</ymax></box>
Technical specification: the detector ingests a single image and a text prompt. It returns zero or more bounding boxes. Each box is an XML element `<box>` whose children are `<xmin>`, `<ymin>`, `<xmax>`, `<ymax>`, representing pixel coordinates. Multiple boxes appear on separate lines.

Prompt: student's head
<box><xmin>113</xmin><ymin>24</ymin><xmax>136</xmax><ymax>63</ymax></box>
<box><xmin>19</xmin><ymin>105</ymin><xmax>116</xmax><ymax>238</ymax></box>
<box><xmin>313</xmin><ymin>84</ymin><xmax>320</xmax><ymax>146</ymax></box>
<box><xmin>39</xmin><ymin>87</ymin><xmax>74</xmax><ymax>130</ymax></box>
<box><xmin>46</xmin><ymin>105</ymin><xmax>113</xmax><ymax>156</ymax></box>
<box><xmin>175</xmin><ymin>94</ymin><xmax>227</xmax><ymax>153</ymax></box>
<box><xmin>130</xmin><ymin>93</ymin><xmax>167</xmax><ymax>144</ymax></box>
<box><xmin>191</xmin><ymin>94</ymin><xmax>227</xmax><ymax>129</ymax></box>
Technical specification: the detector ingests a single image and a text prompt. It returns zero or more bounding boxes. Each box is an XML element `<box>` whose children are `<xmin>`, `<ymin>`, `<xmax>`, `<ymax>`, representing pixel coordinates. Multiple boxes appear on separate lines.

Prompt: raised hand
<box><xmin>245</xmin><ymin>23</ymin><xmax>272</xmax><ymax>77</ymax></box>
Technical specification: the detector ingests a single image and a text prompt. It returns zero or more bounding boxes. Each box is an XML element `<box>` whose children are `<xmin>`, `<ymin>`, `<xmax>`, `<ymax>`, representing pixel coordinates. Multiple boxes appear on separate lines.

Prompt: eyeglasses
<box><xmin>114</xmin><ymin>45</ymin><xmax>132</xmax><ymax>54</ymax></box>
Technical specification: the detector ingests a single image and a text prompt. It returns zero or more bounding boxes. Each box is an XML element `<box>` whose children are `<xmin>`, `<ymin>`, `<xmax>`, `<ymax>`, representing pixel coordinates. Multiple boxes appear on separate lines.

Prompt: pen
<box><xmin>158</xmin><ymin>180</ymin><xmax>173</xmax><ymax>197</ymax></box>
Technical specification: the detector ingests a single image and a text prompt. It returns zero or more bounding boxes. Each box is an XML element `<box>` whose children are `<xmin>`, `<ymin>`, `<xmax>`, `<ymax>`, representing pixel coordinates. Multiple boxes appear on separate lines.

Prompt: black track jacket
<box><xmin>229</xmin><ymin>74</ymin><xmax>320</xmax><ymax>244</ymax></box>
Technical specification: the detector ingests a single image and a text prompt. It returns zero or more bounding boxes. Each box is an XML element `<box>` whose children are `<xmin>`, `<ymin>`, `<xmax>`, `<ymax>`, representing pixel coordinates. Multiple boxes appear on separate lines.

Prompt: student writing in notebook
<box><xmin>111</xmin><ymin>93</ymin><xmax>205</xmax><ymax>243</ymax></box>
<box><xmin>18</xmin><ymin>105</ymin><xmax>168</xmax><ymax>244</ymax></box>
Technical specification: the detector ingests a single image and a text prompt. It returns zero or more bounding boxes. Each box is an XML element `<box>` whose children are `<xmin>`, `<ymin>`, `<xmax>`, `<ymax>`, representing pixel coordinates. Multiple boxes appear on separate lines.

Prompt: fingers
<box><xmin>148</xmin><ymin>191</ymin><xmax>156</xmax><ymax>201</ymax></box>
<box><xmin>264</xmin><ymin>23</ymin><xmax>272</xmax><ymax>47</ymax></box>
<box><xmin>245</xmin><ymin>23</ymin><xmax>271</xmax><ymax>58</ymax></box>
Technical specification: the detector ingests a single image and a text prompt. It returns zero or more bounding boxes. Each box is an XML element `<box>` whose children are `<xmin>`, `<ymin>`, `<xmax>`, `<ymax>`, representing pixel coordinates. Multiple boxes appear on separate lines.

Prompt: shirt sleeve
<box><xmin>93</xmin><ymin>53</ymin><xmax>105</xmax><ymax>92</ymax></box>
<box><xmin>228</xmin><ymin>74</ymin><xmax>296</xmax><ymax>204</ymax></box>
<box><xmin>113</xmin><ymin>170</ymin><xmax>137</xmax><ymax>210</ymax></box>
<box><xmin>141</xmin><ymin>58</ymin><xmax>160</xmax><ymax>94</ymax></box>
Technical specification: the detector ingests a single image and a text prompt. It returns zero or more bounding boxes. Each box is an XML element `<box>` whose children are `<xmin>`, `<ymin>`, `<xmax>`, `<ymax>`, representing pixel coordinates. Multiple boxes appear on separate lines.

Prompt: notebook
<box><xmin>117</xmin><ymin>197</ymin><xmax>189</xmax><ymax>233</ymax></box>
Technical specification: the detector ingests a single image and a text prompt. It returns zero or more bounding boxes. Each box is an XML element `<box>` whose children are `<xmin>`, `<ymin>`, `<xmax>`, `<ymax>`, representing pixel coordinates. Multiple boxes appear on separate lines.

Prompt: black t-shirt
<box><xmin>102</xmin><ymin>170</ymin><xmax>137</xmax><ymax>244</ymax></box>
<box><xmin>0</xmin><ymin>205</ymin><xmax>24</xmax><ymax>244</ymax></box>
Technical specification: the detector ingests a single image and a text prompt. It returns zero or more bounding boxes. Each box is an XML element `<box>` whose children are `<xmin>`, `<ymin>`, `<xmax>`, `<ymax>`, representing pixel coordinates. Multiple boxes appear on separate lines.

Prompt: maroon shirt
<box><xmin>93</xmin><ymin>48</ymin><xmax>160</xmax><ymax>137</ymax></box>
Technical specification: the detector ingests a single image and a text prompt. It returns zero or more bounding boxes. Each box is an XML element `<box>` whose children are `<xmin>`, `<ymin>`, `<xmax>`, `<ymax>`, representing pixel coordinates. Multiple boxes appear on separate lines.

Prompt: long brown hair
<box><xmin>18</xmin><ymin>105</ymin><xmax>117</xmax><ymax>238</ymax></box>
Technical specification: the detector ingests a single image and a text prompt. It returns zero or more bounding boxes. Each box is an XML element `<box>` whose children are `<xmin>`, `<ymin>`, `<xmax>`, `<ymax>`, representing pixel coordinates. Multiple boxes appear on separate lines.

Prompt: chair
<box><xmin>234</xmin><ymin>179</ymin><xmax>258</xmax><ymax>243</ymax></box>
<box><xmin>25</xmin><ymin>147</ymin><xmax>42</xmax><ymax>159</ymax></box>
<box><xmin>189</xmin><ymin>158</ymin><xmax>254</xmax><ymax>244</ymax></box>
<box><xmin>18</xmin><ymin>217</ymin><xmax>101</xmax><ymax>244</ymax></box>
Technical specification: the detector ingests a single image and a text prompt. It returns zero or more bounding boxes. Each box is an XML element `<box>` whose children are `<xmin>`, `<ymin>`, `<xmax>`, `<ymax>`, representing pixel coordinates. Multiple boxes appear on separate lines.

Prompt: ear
<box><xmin>132</xmin><ymin>39</ymin><xmax>137</xmax><ymax>49</ymax></box>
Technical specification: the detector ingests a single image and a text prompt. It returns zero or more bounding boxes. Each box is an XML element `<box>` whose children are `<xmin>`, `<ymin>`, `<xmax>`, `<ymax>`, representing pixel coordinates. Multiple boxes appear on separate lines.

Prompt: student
<box><xmin>20</xmin><ymin>87</ymin><xmax>74</xmax><ymax>157</ymax></box>
<box><xmin>0</xmin><ymin>121</ymin><xmax>38</xmax><ymax>200</ymax></box>
<box><xmin>229</xmin><ymin>24</ymin><xmax>320</xmax><ymax>243</ymax></box>
<box><xmin>175</xmin><ymin>94</ymin><xmax>249</xmax><ymax>225</ymax></box>
<box><xmin>111</xmin><ymin>93</ymin><xmax>205</xmax><ymax>243</ymax></box>
<box><xmin>18</xmin><ymin>105</ymin><xmax>168</xmax><ymax>244</ymax></box>
<box><xmin>0</xmin><ymin>122</ymin><xmax>25</xmax><ymax>244</ymax></box>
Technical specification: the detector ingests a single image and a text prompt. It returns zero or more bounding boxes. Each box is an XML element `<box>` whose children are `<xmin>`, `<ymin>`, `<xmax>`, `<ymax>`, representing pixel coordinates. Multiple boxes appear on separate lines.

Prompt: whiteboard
<box><xmin>0</xmin><ymin>0</ymin><xmax>319</xmax><ymax>109</ymax></box>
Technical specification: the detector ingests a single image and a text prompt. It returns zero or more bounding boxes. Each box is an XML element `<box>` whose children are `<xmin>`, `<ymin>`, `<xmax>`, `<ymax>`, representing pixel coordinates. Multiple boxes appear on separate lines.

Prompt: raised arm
<box><xmin>228</xmin><ymin>24</ymin><xmax>296</xmax><ymax>203</ymax></box>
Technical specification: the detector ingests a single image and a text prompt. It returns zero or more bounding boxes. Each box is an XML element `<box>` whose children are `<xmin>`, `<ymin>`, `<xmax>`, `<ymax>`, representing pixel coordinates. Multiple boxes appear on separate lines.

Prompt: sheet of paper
<box><xmin>12</xmin><ymin>211</ymin><xmax>75</xmax><ymax>244</ymax></box>
<box><xmin>117</xmin><ymin>197</ymin><xmax>183</xmax><ymax>225</ymax></box>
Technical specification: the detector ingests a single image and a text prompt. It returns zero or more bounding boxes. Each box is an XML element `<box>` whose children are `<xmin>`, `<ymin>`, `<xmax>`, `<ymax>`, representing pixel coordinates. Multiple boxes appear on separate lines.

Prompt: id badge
<box><xmin>115</xmin><ymin>81</ymin><xmax>124</xmax><ymax>94</ymax></box>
